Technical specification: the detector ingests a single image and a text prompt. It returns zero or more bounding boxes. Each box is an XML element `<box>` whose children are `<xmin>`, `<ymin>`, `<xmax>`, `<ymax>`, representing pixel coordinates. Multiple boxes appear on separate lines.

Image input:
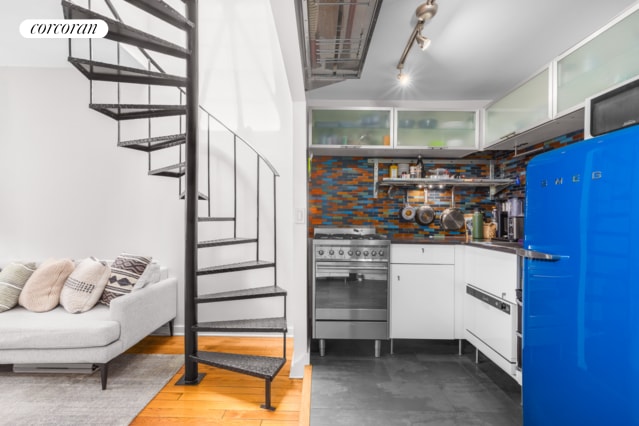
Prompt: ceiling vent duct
<box><xmin>296</xmin><ymin>0</ymin><xmax>383</xmax><ymax>91</ymax></box>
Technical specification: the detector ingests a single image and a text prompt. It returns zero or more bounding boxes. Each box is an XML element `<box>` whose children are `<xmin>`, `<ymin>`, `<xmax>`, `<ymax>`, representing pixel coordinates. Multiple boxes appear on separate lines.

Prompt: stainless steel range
<box><xmin>311</xmin><ymin>227</ymin><xmax>390</xmax><ymax>357</ymax></box>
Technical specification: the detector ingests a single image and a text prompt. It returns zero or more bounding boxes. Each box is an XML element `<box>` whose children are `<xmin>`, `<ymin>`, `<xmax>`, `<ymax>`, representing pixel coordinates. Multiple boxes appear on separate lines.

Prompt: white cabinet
<box><xmin>463</xmin><ymin>246</ymin><xmax>519</xmax><ymax>382</ymax></box>
<box><xmin>395</xmin><ymin>109</ymin><xmax>477</xmax><ymax>152</ymax></box>
<box><xmin>483</xmin><ymin>67</ymin><xmax>551</xmax><ymax>149</ymax></box>
<box><xmin>309</xmin><ymin>107</ymin><xmax>393</xmax><ymax>156</ymax></box>
<box><xmin>556</xmin><ymin>7</ymin><xmax>639</xmax><ymax>116</ymax></box>
<box><xmin>390</xmin><ymin>245</ymin><xmax>455</xmax><ymax>339</ymax></box>
<box><xmin>464</xmin><ymin>246</ymin><xmax>518</xmax><ymax>303</ymax></box>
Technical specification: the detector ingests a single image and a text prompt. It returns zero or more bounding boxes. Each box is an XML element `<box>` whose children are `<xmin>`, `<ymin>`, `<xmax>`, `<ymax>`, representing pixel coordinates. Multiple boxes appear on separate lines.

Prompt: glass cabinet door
<box><xmin>484</xmin><ymin>67</ymin><xmax>551</xmax><ymax>147</ymax></box>
<box><xmin>310</xmin><ymin>108</ymin><xmax>392</xmax><ymax>147</ymax></box>
<box><xmin>556</xmin><ymin>8</ymin><xmax>639</xmax><ymax>114</ymax></box>
<box><xmin>395</xmin><ymin>110</ymin><xmax>476</xmax><ymax>149</ymax></box>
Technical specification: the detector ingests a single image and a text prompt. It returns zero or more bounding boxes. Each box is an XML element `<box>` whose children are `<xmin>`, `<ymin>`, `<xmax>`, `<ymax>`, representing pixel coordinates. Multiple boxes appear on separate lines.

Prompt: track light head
<box><xmin>415</xmin><ymin>33</ymin><xmax>431</xmax><ymax>51</ymax></box>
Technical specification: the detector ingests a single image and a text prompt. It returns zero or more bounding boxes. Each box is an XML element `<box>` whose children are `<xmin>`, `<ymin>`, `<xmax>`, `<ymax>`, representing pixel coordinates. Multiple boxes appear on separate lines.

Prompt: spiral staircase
<box><xmin>61</xmin><ymin>0</ymin><xmax>287</xmax><ymax>410</ymax></box>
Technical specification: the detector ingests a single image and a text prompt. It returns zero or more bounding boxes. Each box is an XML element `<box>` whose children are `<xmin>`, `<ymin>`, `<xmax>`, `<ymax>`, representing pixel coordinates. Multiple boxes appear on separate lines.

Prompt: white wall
<box><xmin>1</xmin><ymin>0</ymin><xmax>308</xmax><ymax>377</ymax></box>
<box><xmin>0</xmin><ymin>66</ymin><xmax>186</xmax><ymax>306</ymax></box>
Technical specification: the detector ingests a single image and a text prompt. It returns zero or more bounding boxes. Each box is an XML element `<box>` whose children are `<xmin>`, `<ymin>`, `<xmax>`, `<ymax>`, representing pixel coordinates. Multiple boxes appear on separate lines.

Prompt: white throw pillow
<box><xmin>60</xmin><ymin>257</ymin><xmax>111</xmax><ymax>313</ymax></box>
<box><xmin>19</xmin><ymin>258</ymin><xmax>74</xmax><ymax>312</ymax></box>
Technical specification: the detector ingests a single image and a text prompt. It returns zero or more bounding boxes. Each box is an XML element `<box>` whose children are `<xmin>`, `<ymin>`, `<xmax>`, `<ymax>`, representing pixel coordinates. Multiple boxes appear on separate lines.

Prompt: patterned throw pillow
<box><xmin>19</xmin><ymin>258</ymin><xmax>75</xmax><ymax>312</ymax></box>
<box><xmin>0</xmin><ymin>262</ymin><xmax>37</xmax><ymax>312</ymax></box>
<box><xmin>99</xmin><ymin>253</ymin><xmax>152</xmax><ymax>306</ymax></box>
<box><xmin>60</xmin><ymin>257</ymin><xmax>111</xmax><ymax>313</ymax></box>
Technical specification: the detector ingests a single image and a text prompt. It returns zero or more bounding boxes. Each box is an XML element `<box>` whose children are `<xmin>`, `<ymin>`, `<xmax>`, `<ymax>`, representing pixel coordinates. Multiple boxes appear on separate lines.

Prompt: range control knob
<box><xmin>329</xmin><ymin>249</ymin><xmax>335</xmax><ymax>255</ymax></box>
<box><xmin>318</xmin><ymin>250</ymin><xmax>324</xmax><ymax>256</ymax></box>
<box><xmin>338</xmin><ymin>250</ymin><xmax>344</xmax><ymax>255</ymax></box>
<box><xmin>378</xmin><ymin>250</ymin><xmax>385</xmax><ymax>256</ymax></box>
<box><xmin>363</xmin><ymin>251</ymin><xmax>369</xmax><ymax>256</ymax></box>
<box><xmin>371</xmin><ymin>250</ymin><xmax>377</xmax><ymax>256</ymax></box>
<box><xmin>355</xmin><ymin>250</ymin><xmax>361</xmax><ymax>256</ymax></box>
<box><xmin>348</xmin><ymin>250</ymin><xmax>353</xmax><ymax>256</ymax></box>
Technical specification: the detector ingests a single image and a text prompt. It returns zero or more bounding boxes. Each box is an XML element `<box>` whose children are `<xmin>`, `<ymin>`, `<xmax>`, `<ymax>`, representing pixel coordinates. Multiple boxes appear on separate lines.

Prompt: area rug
<box><xmin>0</xmin><ymin>354</ymin><xmax>184</xmax><ymax>426</ymax></box>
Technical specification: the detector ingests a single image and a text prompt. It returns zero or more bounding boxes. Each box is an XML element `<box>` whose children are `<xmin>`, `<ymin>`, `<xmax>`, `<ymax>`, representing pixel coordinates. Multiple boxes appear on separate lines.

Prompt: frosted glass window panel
<box><xmin>395</xmin><ymin>110</ymin><xmax>476</xmax><ymax>149</ymax></box>
<box><xmin>484</xmin><ymin>68</ymin><xmax>550</xmax><ymax>146</ymax></box>
<box><xmin>311</xmin><ymin>109</ymin><xmax>392</xmax><ymax>146</ymax></box>
<box><xmin>557</xmin><ymin>9</ymin><xmax>639</xmax><ymax>114</ymax></box>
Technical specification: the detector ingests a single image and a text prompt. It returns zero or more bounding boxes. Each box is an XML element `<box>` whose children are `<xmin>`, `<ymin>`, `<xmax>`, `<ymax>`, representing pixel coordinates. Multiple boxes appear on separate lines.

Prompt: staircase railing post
<box><xmin>183</xmin><ymin>0</ymin><xmax>201</xmax><ymax>384</ymax></box>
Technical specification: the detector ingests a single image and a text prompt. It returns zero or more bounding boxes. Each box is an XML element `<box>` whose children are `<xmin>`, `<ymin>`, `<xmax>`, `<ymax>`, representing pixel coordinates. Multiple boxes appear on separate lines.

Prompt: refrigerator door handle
<box><xmin>516</xmin><ymin>248</ymin><xmax>561</xmax><ymax>261</ymax></box>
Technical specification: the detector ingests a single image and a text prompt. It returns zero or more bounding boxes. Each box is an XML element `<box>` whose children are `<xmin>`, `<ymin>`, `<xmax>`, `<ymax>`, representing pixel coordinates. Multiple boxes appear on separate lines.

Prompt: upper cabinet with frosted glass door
<box><xmin>483</xmin><ymin>67</ymin><xmax>551</xmax><ymax>149</ymax></box>
<box><xmin>556</xmin><ymin>6</ymin><xmax>639</xmax><ymax>116</ymax></box>
<box><xmin>309</xmin><ymin>108</ymin><xmax>393</xmax><ymax>155</ymax></box>
<box><xmin>394</xmin><ymin>109</ymin><xmax>478</xmax><ymax>158</ymax></box>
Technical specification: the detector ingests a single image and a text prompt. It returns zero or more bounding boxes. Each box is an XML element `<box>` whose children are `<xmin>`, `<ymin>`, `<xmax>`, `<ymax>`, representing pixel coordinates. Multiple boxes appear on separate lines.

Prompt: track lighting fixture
<box><xmin>396</xmin><ymin>0</ymin><xmax>437</xmax><ymax>83</ymax></box>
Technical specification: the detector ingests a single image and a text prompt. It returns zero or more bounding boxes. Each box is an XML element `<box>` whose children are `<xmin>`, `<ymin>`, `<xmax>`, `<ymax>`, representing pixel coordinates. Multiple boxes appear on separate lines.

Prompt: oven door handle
<box><xmin>315</xmin><ymin>262</ymin><xmax>389</xmax><ymax>270</ymax></box>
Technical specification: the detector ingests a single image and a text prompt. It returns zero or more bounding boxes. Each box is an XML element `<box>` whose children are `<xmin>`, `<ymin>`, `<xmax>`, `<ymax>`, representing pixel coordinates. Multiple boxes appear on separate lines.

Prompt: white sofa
<box><xmin>0</xmin><ymin>266</ymin><xmax>177</xmax><ymax>389</ymax></box>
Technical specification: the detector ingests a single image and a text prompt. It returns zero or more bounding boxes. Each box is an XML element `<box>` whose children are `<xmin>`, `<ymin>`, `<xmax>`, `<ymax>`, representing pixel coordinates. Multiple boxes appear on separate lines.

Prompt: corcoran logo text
<box><xmin>20</xmin><ymin>19</ymin><xmax>108</xmax><ymax>38</ymax></box>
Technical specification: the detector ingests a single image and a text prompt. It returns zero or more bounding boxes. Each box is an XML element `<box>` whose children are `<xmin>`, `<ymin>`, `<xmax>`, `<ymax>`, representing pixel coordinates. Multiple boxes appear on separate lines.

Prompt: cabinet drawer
<box><xmin>391</xmin><ymin>244</ymin><xmax>455</xmax><ymax>264</ymax></box>
<box><xmin>464</xmin><ymin>246</ymin><xmax>517</xmax><ymax>302</ymax></box>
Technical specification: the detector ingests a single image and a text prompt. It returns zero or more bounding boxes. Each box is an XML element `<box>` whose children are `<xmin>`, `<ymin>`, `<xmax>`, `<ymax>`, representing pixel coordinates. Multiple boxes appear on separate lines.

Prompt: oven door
<box><xmin>314</xmin><ymin>261</ymin><xmax>388</xmax><ymax>322</ymax></box>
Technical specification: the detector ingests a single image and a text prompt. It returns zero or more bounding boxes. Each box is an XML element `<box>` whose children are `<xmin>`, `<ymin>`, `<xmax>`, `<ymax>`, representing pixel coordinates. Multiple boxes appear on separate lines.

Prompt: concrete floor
<box><xmin>310</xmin><ymin>339</ymin><xmax>522</xmax><ymax>426</ymax></box>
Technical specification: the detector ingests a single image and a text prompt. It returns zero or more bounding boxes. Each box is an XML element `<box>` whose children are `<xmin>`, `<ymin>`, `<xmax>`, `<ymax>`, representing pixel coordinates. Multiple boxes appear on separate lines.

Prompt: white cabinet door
<box><xmin>390</xmin><ymin>264</ymin><xmax>454</xmax><ymax>339</ymax></box>
<box><xmin>391</xmin><ymin>244</ymin><xmax>455</xmax><ymax>264</ymax></box>
<box><xmin>464</xmin><ymin>246</ymin><xmax>518</xmax><ymax>303</ymax></box>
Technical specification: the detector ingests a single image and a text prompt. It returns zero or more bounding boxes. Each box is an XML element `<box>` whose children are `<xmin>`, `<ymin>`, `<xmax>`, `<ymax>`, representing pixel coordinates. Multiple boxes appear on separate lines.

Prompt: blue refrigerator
<box><xmin>523</xmin><ymin>124</ymin><xmax>639</xmax><ymax>425</ymax></box>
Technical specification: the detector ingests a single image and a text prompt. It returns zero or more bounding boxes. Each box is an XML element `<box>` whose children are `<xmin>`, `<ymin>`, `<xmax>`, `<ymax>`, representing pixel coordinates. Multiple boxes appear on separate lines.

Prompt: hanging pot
<box><xmin>415</xmin><ymin>189</ymin><xmax>435</xmax><ymax>226</ymax></box>
<box><xmin>440</xmin><ymin>187</ymin><xmax>465</xmax><ymax>231</ymax></box>
<box><xmin>400</xmin><ymin>190</ymin><xmax>416</xmax><ymax>222</ymax></box>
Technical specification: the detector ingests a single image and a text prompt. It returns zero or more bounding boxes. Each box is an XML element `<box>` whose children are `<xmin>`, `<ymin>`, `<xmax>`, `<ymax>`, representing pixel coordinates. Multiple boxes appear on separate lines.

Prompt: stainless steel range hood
<box><xmin>296</xmin><ymin>0</ymin><xmax>383</xmax><ymax>91</ymax></box>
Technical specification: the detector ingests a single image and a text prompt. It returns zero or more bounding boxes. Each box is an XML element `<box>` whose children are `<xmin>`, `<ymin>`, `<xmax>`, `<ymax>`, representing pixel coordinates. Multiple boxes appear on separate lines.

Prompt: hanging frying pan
<box><xmin>440</xmin><ymin>187</ymin><xmax>465</xmax><ymax>231</ymax></box>
<box><xmin>400</xmin><ymin>190</ymin><xmax>416</xmax><ymax>222</ymax></box>
<box><xmin>415</xmin><ymin>189</ymin><xmax>435</xmax><ymax>226</ymax></box>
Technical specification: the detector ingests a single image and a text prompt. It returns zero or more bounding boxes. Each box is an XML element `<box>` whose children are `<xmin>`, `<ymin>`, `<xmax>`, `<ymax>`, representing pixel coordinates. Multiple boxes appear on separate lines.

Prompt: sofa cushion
<box><xmin>60</xmin><ymin>257</ymin><xmax>111</xmax><ymax>313</ymax></box>
<box><xmin>0</xmin><ymin>262</ymin><xmax>36</xmax><ymax>313</ymax></box>
<box><xmin>19</xmin><ymin>258</ymin><xmax>75</xmax><ymax>312</ymax></box>
<box><xmin>0</xmin><ymin>305</ymin><xmax>120</xmax><ymax>349</ymax></box>
<box><xmin>134</xmin><ymin>261</ymin><xmax>161</xmax><ymax>290</ymax></box>
<box><xmin>100</xmin><ymin>253</ymin><xmax>151</xmax><ymax>305</ymax></box>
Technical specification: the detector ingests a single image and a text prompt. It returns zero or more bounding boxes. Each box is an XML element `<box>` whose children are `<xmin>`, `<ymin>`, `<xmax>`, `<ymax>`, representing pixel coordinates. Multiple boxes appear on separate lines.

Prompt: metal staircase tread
<box><xmin>191</xmin><ymin>351</ymin><xmax>285</xmax><ymax>380</ymax></box>
<box><xmin>194</xmin><ymin>317</ymin><xmax>287</xmax><ymax>333</ymax></box>
<box><xmin>198</xmin><ymin>238</ymin><xmax>257</xmax><ymax>248</ymax></box>
<box><xmin>90</xmin><ymin>104</ymin><xmax>186</xmax><ymax>120</ymax></box>
<box><xmin>196</xmin><ymin>285</ymin><xmax>287</xmax><ymax>303</ymax></box>
<box><xmin>149</xmin><ymin>162</ymin><xmax>186</xmax><ymax>178</ymax></box>
<box><xmin>198</xmin><ymin>217</ymin><xmax>235</xmax><ymax>222</ymax></box>
<box><xmin>180</xmin><ymin>191</ymin><xmax>209</xmax><ymax>201</ymax></box>
<box><xmin>123</xmin><ymin>0</ymin><xmax>194</xmax><ymax>30</ymax></box>
<box><xmin>62</xmin><ymin>1</ymin><xmax>190</xmax><ymax>58</ymax></box>
<box><xmin>197</xmin><ymin>260</ymin><xmax>275</xmax><ymax>275</ymax></box>
<box><xmin>118</xmin><ymin>134</ymin><xmax>186</xmax><ymax>152</ymax></box>
<box><xmin>68</xmin><ymin>57</ymin><xmax>187</xmax><ymax>86</ymax></box>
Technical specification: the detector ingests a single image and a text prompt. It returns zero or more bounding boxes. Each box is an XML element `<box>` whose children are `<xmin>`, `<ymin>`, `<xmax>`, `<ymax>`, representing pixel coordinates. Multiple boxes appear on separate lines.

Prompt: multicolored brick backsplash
<box><xmin>308</xmin><ymin>130</ymin><xmax>584</xmax><ymax>239</ymax></box>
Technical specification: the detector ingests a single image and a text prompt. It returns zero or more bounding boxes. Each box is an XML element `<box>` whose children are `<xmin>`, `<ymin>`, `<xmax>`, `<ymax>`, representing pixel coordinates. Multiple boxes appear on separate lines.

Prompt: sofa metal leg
<box><xmin>168</xmin><ymin>319</ymin><xmax>174</xmax><ymax>337</ymax></box>
<box><xmin>97</xmin><ymin>363</ymin><xmax>108</xmax><ymax>390</ymax></box>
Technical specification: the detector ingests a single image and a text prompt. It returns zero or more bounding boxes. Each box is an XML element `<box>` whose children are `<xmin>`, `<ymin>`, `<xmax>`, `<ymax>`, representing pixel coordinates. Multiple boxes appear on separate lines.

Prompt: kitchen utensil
<box><xmin>440</xmin><ymin>187</ymin><xmax>465</xmax><ymax>230</ymax></box>
<box><xmin>400</xmin><ymin>190</ymin><xmax>416</xmax><ymax>221</ymax></box>
<box><xmin>415</xmin><ymin>189</ymin><xmax>435</xmax><ymax>226</ymax></box>
<box><xmin>483</xmin><ymin>222</ymin><xmax>497</xmax><ymax>239</ymax></box>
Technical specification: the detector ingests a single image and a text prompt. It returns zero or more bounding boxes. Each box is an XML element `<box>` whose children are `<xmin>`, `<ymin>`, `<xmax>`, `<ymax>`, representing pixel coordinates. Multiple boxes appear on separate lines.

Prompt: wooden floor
<box><xmin>126</xmin><ymin>335</ymin><xmax>310</xmax><ymax>426</ymax></box>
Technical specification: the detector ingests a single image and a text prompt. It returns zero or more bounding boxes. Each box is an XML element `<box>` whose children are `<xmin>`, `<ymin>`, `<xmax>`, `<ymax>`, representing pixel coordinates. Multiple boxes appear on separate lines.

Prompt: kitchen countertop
<box><xmin>391</xmin><ymin>236</ymin><xmax>522</xmax><ymax>254</ymax></box>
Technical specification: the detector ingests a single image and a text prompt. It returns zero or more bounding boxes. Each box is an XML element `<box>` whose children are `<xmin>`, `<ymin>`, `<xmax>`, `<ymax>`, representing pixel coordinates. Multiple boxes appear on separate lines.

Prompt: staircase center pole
<box><xmin>183</xmin><ymin>0</ymin><xmax>201</xmax><ymax>384</ymax></box>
